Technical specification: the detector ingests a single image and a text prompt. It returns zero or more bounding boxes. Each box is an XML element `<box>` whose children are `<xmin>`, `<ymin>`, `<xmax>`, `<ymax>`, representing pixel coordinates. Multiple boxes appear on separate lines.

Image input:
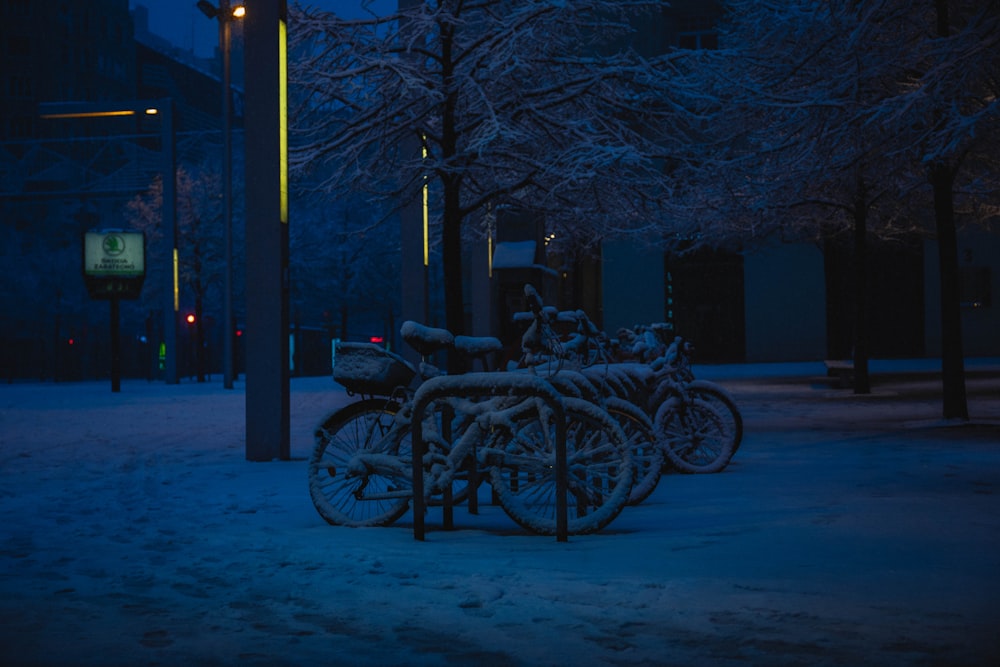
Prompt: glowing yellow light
<box><xmin>279</xmin><ymin>19</ymin><xmax>288</xmax><ymax>224</ymax></box>
<box><xmin>144</xmin><ymin>108</ymin><xmax>159</xmax><ymax>115</ymax></box>
<box><xmin>232</xmin><ymin>4</ymin><xmax>246</xmax><ymax>18</ymax></box>
<box><xmin>173</xmin><ymin>247</ymin><xmax>180</xmax><ymax>311</ymax></box>
<box><xmin>488</xmin><ymin>232</ymin><xmax>493</xmax><ymax>278</ymax></box>
<box><xmin>41</xmin><ymin>110</ymin><xmax>135</xmax><ymax>119</ymax></box>
<box><xmin>421</xmin><ymin>141</ymin><xmax>429</xmax><ymax>266</ymax></box>
<box><xmin>422</xmin><ymin>186</ymin><xmax>429</xmax><ymax>267</ymax></box>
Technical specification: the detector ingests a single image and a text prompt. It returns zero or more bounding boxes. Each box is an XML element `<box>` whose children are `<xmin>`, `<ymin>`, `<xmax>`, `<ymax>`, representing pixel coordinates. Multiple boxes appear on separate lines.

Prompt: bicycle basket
<box><xmin>332</xmin><ymin>342</ymin><xmax>416</xmax><ymax>396</ymax></box>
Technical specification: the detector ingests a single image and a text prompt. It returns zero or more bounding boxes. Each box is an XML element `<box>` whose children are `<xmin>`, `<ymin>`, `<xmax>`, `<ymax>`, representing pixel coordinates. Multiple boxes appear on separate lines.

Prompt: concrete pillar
<box><xmin>243</xmin><ymin>0</ymin><xmax>290</xmax><ymax>461</ymax></box>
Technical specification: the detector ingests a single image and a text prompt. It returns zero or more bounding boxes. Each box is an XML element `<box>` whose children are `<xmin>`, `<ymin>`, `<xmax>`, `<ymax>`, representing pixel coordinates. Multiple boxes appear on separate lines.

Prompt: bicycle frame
<box><xmin>309</xmin><ymin>288</ymin><xmax>649</xmax><ymax>535</ymax></box>
<box><xmin>334</xmin><ymin>373</ymin><xmax>572</xmax><ymax>541</ymax></box>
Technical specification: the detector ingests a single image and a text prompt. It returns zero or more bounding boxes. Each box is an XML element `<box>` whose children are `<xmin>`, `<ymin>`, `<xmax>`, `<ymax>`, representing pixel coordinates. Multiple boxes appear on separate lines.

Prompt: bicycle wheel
<box><xmin>604</xmin><ymin>397</ymin><xmax>663</xmax><ymax>506</ymax></box>
<box><xmin>687</xmin><ymin>380</ymin><xmax>744</xmax><ymax>452</ymax></box>
<box><xmin>489</xmin><ymin>397</ymin><xmax>633</xmax><ymax>535</ymax></box>
<box><xmin>308</xmin><ymin>399</ymin><xmax>412</xmax><ymax>527</ymax></box>
<box><xmin>655</xmin><ymin>397</ymin><xmax>735</xmax><ymax>474</ymax></box>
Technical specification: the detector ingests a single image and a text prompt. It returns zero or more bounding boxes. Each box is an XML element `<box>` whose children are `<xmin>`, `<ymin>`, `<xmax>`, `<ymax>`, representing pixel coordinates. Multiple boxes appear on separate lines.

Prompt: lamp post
<box><xmin>198</xmin><ymin>0</ymin><xmax>245</xmax><ymax>389</ymax></box>
<box><xmin>244</xmin><ymin>0</ymin><xmax>291</xmax><ymax>461</ymax></box>
<box><xmin>40</xmin><ymin>99</ymin><xmax>179</xmax><ymax>385</ymax></box>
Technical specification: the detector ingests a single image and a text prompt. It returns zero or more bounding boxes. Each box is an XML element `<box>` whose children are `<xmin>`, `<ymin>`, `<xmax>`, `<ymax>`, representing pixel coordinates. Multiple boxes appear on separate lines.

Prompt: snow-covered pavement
<box><xmin>1</xmin><ymin>360</ymin><xmax>998</xmax><ymax>666</ymax></box>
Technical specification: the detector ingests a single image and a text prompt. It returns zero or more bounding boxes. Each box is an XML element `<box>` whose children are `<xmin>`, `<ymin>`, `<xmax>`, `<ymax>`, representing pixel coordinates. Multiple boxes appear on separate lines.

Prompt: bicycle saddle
<box><xmin>400</xmin><ymin>320</ymin><xmax>454</xmax><ymax>357</ymax></box>
<box><xmin>453</xmin><ymin>335</ymin><xmax>503</xmax><ymax>356</ymax></box>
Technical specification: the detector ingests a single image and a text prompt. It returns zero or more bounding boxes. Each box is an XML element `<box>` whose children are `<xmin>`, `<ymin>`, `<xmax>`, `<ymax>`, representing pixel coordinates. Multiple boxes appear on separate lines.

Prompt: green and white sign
<box><xmin>84</xmin><ymin>231</ymin><xmax>145</xmax><ymax>277</ymax></box>
<box><xmin>83</xmin><ymin>230</ymin><xmax>146</xmax><ymax>300</ymax></box>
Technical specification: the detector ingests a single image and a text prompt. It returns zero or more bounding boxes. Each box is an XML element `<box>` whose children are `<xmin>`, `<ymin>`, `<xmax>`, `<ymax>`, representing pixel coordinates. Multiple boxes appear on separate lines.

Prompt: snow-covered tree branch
<box><xmin>289</xmin><ymin>0</ymin><xmax>694</xmax><ymax>345</ymax></box>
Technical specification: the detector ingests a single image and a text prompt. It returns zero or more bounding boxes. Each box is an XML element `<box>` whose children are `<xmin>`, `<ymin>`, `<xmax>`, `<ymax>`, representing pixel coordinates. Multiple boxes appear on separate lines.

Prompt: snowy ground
<box><xmin>1</xmin><ymin>360</ymin><xmax>999</xmax><ymax>666</ymax></box>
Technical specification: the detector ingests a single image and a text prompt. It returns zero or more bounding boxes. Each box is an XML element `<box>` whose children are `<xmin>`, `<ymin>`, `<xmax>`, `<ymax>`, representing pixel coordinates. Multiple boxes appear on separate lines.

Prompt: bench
<box><xmin>824</xmin><ymin>360</ymin><xmax>854</xmax><ymax>388</ymax></box>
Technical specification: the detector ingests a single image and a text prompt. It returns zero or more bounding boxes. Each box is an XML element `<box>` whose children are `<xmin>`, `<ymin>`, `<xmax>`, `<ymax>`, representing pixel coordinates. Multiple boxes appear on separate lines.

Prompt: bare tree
<box><xmin>126</xmin><ymin>165</ymin><xmax>225</xmax><ymax>381</ymax></box>
<box><xmin>289</xmin><ymin>0</ymin><xmax>687</xmax><ymax>367</ymax></box>
<box><xmin>680</xmin><ymin>0</ymin><xmax>998</xmax><ymax>406</ymax></box>
<box><xmin>874</xmin><ymin>0</ymin><xmax>1000</xmax><ymax>419</ymax></box>
<box><xmin>683</xmin><ymin>0</ymin><xmax>930</xmax><ymax>393</ymax></box>
<box><xmin>289</xmin><ymin>191</ymin><xmax>400</xmax><ymax>343</ymax></box>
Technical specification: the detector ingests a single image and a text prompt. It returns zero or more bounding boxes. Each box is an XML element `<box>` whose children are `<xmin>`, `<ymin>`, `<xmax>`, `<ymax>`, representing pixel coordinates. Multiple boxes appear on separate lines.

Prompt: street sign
<box><xmin>83</xmin><ymin>230</ymin><xmax>146</xmax><ymax>299</ymax></box>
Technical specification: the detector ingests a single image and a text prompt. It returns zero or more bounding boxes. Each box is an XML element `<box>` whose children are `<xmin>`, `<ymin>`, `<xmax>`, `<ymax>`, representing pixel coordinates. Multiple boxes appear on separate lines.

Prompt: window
<box><xmin>677</xmin><ymin>14</ymin><xmax>718</xmax><ymax>50</ymax></box>
<box><xmin>8</xmin><ymin>74</ymin><xmax>32</xmax><ymax>98</ymax></box>
<box><xmin>8</xmin><ymin>35</ymin><xmax>31</xmax><ymax>57</ymax></box>
<box><xmin>9</xmin><ymin>116</ymin><xmax>33</xmax><ymax>138</ymax></box>
<box><xmin>959</xmin><ymin>267</ymin><xmax>992</xmax><ymax>308</ymax></box>
<box><xmin>7</xmin><ymin>0</ymin><xmax>30</xmax><ymax>16</ymax></box>
<box><xmin>678</xmin><ymin>32</ymin><xmax>718</xmax><ymax>50</ymax></box>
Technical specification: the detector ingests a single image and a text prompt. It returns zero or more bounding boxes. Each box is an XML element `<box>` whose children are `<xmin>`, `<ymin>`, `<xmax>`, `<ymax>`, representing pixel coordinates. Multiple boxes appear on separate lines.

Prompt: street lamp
<box><xmin>40</xmin><ymin>99</ymin><xmax>179</xmax><ymax>386</ymax></box>
<box><xmin>198</xmin><ymin>0</ymin><xmax>245</xmax><ymax>389</ymax></box>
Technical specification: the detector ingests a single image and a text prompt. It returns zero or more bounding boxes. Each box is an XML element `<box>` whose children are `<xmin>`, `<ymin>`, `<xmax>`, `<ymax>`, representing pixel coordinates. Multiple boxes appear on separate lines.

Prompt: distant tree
<box><xmin>681</xmin><ymin>0</ymin><xmax>930</xmax><ymax>393</ymax></box>
<box><xmin>873</xmin><ymin>0</ymin><xmax>1000</xmax><ymax>419</ymax></box>
<box><xmin>289</xmin><ymin>190</ymin><xmax>400</xmax><ymax>343</ymax></box>
<box><xmin>682</xmin><ymin>0</ymin><xmax>998</xmax><ymax>408</ymax></box>
<box><xmin>289</xmin><ymin>0</ymin><xmax>687</xmax><ymax>368</ymax></box>
<box><xmin>126</xmin><ymin>165</ymin><xmax>225</xmax><ymax>381</ymax></box>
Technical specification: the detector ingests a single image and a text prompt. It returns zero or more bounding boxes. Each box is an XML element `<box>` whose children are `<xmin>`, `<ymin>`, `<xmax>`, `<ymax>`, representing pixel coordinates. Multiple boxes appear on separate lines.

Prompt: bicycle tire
<box><xmin>604</xmin><ymin>397</ymin><xmax>664</xmax><ymax>506</ymax></box>
<box><xmin>687</xmin><ymin>380</ymin><xmax>744</xmax><ymax>451</ymax></box>
<box><xmin>489</xmin><ymin>397</ymin><xmax>634</xmax><ymax>535</ymax></box>
<box><xmin>655</xmin><ymin>397</ymin><xmax>736</xmax><ymax>474</ymax></box>
<box><xmin>308</xmin><ymin>399</ymin><xmax>413</xmax><ymax>527</ymax></box>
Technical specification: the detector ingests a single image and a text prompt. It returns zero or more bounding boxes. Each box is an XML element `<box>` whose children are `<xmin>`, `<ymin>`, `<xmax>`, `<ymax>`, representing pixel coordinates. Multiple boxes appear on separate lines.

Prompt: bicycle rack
<box><xmin>410</xmin><ymin>373</ymin><xmax>569</xmax><ymax>542</ymax></box>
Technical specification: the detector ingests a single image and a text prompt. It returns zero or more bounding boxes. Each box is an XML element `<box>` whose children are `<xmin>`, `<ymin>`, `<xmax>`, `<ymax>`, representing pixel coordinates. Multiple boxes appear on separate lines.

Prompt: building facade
<box><xmin>486</xmin><ymin>0</ymin><xmax>999</xmax><ymax>364</ymax></box>
<box><xmin>0</xmin><ymin>2</ymin><xmax>241</xmax><ymax>381</ymax></box>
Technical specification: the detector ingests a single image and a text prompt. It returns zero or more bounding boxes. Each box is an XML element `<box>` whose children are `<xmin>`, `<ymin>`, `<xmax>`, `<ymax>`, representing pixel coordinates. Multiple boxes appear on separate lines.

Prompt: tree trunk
<box><xmin>442</xmin><ymin>181</ymin><xmax>465</xmax><ymax>374</ymax></box>
<box><xmin>930</xmin><ymin>162</ymin><xmax>969</xmax><ymax>420</ymax></box>
<box><xmin>438</xmin><ymin>18</ymin><xmax>467</xmax><ymax>374</ymax></box>
<box><xmin>930</xmin><ymin>0</ymin><xmax>968</xmax><ymax>421</ymax></box>
<box><xmin>852</xmin><ymin>204</ymin><xmax>871</xmax><ymax>394</ymax></box>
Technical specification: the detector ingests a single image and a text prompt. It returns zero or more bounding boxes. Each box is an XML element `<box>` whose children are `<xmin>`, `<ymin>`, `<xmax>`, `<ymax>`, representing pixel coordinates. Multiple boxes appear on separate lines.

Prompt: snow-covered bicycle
<box><xmin>308</xmin><ymin>324</ymin><xmax>634</xmax><ymax>536</ymax></box>
<box><xmin>515</xmin><ymin>285</ymin><xmax>665</xmax><ymax>506</ymax></box>
<box><xmin>582</xmin><ymin>335</ymin><xmax>743</xmax><ymax>474</ymax></box>
<box><xmin>515</xmin><ymin>284</ymin><xmax>742</xmax><ymax>494</ymax></box>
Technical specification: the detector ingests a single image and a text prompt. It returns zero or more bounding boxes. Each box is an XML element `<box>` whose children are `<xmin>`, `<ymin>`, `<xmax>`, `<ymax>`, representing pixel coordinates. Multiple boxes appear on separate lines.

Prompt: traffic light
<box><xmin>186</xmin><ymin>314</ymin><xmax>196</xmax><ymax>325</ymax></box>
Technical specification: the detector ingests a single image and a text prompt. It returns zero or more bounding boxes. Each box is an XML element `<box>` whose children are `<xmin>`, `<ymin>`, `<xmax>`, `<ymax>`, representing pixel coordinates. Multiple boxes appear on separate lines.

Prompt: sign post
<box><xmin>41</xmin><ymin>100</ymin><xmax>177</xmax><ymax>384</ymax></box>
<box><xmin>83</xmin><ymin>230</ymin><xmax>146</xmax><ymax>392</ymax></box>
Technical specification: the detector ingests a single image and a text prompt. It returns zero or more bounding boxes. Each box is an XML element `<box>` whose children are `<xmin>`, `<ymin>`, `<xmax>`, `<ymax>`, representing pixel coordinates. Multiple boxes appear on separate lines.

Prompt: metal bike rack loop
<box><xmin>410</xmin><ymin>373</ymin><xmax>569</xmax><ymax>542</ymax></box>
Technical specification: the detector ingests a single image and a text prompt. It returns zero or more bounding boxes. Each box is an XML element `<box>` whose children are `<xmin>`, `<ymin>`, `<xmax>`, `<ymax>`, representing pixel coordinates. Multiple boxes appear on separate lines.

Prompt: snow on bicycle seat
<box><xmin>453</xmin><ymin>335</ymin><xmax>503</xmax><ymax>356</ymax></box>
<box><xmin>400</xmin><ymin>320</ymin><xmax>454</xmax><ymax>357</ymax></box>
<box><xmin>333</xmin><ymin>342</ymin><xmax>416</xmax><ymax>396</ymax></box>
